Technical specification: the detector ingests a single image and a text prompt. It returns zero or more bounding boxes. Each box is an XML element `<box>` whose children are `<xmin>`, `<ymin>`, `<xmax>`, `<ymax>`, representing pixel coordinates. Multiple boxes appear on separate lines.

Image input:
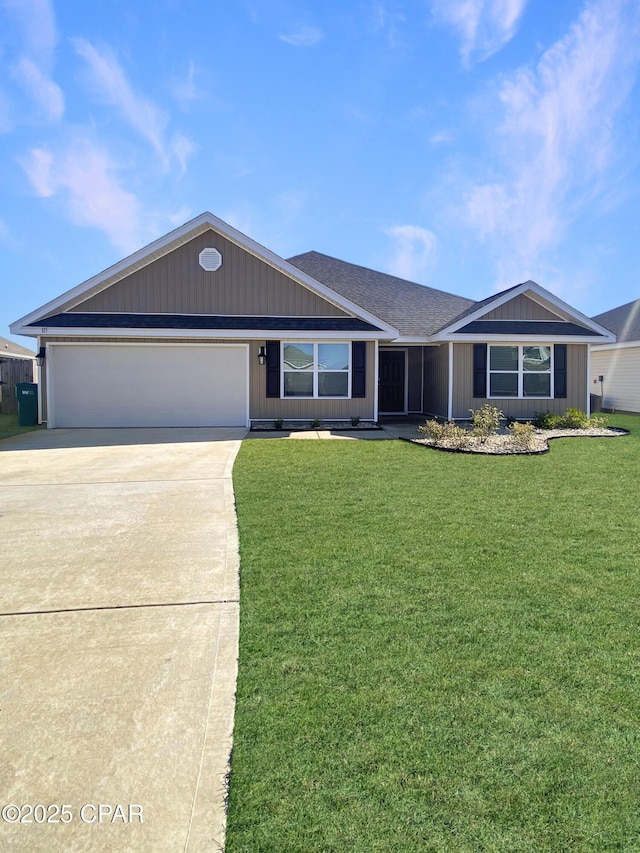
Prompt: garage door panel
<box><xmin>49</xmin><ymin>345</ymin><xmax>248</xmax><ymax>428</ymax></box>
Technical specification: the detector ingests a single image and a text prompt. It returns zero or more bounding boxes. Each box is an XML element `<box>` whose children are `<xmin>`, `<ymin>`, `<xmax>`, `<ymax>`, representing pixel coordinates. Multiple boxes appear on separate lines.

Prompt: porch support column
<box><xmin>586</xmin><ymin>344</ymin><xmax>591</xmax><ymax>417</ymax></box>
<box><xmin>447</xmin><ymin>341</ymin><xmax>453</xmax><ymax>421</ymax></box>
<box><xmin>374</xmin><ymin>339</ymin><xmax>379</xmax><ymax>422</ymax></box>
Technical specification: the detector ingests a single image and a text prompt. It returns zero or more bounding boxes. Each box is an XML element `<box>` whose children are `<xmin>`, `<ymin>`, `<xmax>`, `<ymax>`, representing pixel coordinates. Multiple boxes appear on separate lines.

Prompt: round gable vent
<box><xmin>199</xmin><ymin>247</ymin><xmax>222</xmax><ymax>272</ymax></box>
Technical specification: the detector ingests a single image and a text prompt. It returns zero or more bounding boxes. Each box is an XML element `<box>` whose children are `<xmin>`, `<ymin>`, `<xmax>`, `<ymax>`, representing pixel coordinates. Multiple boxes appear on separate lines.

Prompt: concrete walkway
<box><xmin>0</xmin><ymin>428</ymin><xmax>245</xmax><ymax>852</ymax></box>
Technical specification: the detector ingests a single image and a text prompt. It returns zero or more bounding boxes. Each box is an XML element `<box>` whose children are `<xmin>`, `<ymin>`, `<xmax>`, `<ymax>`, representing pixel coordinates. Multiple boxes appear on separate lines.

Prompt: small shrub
<box><xmin>469</xmin><ymin>404</ymin><xmax>503</xmax><ymax>442</ymax></box>
<box><xmin>507</xmin><ymin>420</ymin><xmax>537</xmax><ymax>451</ymax></box>
<box><xmin>419</xmin><ymin>419</ymin><xmax>471</xmax><ymax>449</ymax></box>
<box><xmin>350</xmin><ymin>415</ymin><xmax>360</xmax><ymax>427</ymax></box>
<box><xmin>419</xmin><ymin>419</ymin><xmax>446</xmax><ymax>443</ymax></box>
<box><xmin>310</xmin><ymin>417</ymin><xmax>321</xmax><ymax>429</ymax></box>
<box><xmin>533</xmin><ymin>411</ymin><xmax>562</xmax><ymax>429</ymax></box>
<box><xmin>587</xmin><ymin>414</ymin><xmax>609</xmax><ymax>428</ymax></box>
<box><xmin>443</xmin><ymin>422</ymin><xmax>473</xmax><ymax>449</ymax></box>
<box><xmin>558</xmin><ymin>407</ymin><xmax>589</xmax><ymax>429</ymax></box>
<box><xmin>273</xmin><ymin>418</ymin><xmax>284</xmax><ymax>430</ymax></box>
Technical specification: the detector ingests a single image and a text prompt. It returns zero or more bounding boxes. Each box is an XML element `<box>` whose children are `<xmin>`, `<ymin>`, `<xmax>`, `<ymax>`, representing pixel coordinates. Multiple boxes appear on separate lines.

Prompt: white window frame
<box><xmin>281</xmin><ymin>341</ymin><xmax>352</xmax><ymax>399</ymax></box>
<box><xmin>488</xmin><ymin>344</ymin><xmax>554</xmax><ymax>399</ymax></box>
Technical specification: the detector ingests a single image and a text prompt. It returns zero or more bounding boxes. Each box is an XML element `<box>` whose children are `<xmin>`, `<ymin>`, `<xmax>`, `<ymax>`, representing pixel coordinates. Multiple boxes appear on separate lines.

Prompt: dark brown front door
<box><xmin>379</xmin><ymin>350</ymin><xmax>406</xmax><ymax>413</ymax></box>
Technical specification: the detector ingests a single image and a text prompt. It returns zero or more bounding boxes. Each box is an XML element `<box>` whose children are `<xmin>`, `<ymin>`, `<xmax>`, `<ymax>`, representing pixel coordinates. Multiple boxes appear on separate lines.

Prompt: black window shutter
<box><xmin>352</xmin><ymin>342</ymin><xmax>366</xmax><ymax>398</ymax></box>
<box><xmin>473</xmin><ymin>343</ymin><xmax>487</xmax><ymax>398</ymax></box>
<box><xmin>554</xmin><ymin>344</ymin><xmax>567</xmax><ymax>398</ymax></box>
<box><xmin>266</xmin><ymin>341</ymin><xmax>280</xmax><ymax>398</ymax></box>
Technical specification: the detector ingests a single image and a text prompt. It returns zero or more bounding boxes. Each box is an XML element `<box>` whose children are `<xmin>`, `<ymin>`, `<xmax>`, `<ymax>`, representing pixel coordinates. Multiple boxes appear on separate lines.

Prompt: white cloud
<box><xmin>170</xmin><ymin>61</ymin><xmax>200</xmax><ymax>104</ymax></box>
<box><xmin>171</xmin><ymin>132</ymin><xmax>195</xmax><ymax>177</ymax></box>
<box><xmin>22</xmin><ymin>139</ymin><xmax>144</xmax><ymax>253</ymax></box>
<box><xmin>12</xmin><ymin>57</ymin><xmax>64</xmax><ymax>121</ymax></box>
<box><xmin>73</xmin><ymin>38</ymin><xmax>178</xmax><ymax>170</ymax></box>
<box><xmin>2</xmin><ymin>0</ymin><xmax>57</xmax><ymax>67</ymax></box>
<box><xmin>3</xmin><ymin>0</ymin><xmax>64</xmax><ymax>122</ymax></box>
<box><xmin>384</xmin><ymin>224</ymin><xmax>438</xmax><ymax>282</ymax></box>
<box><xmin>429</xmin><ymin>130</ymin><xmax>454</xmax><ymax>144</ymax></box>
<box><xmin>278</xmin><ymin>25</ymin><xmax>324</xmax><ymax>47</ymax></box>
<box><xmin>432</xmin><ymin>0</ymin><xmax>528</xmax><ymax>63</ymax></box>
<box><xmin>462</xmin><ymin>0</ymin><xmax>640</xmax><ymax>274</ymax></box>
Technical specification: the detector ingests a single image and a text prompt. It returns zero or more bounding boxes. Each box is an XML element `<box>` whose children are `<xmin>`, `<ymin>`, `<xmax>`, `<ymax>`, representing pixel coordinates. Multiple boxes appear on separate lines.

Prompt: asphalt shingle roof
<box><xmin>0</xmin><ymin>335</ymin><xmax>35</xmax><ymax>358</ymax></box>
<box><xmin>592</xmin><ymin>299</ymin><xmax>640</xmax><ymax>343</ymax></box>
<box><xmin>287</xmin><ymin>251</ymin><xmax>475</xmax><ymax>336</ymax></box>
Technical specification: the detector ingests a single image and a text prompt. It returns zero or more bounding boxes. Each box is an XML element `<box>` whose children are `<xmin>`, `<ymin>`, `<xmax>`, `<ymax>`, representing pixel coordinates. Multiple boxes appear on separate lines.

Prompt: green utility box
<box><xmin>16</xmin><ymin>382</ymin><xmax>38</xmax><ymax>426</ymax></box>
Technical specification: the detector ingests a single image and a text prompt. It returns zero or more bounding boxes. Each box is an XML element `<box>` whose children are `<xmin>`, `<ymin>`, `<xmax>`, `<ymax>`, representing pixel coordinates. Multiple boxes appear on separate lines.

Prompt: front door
<box><xmin>379</xmin><ymin>350</ymin><xmax>406</xmax><ymax>413</ymax></box>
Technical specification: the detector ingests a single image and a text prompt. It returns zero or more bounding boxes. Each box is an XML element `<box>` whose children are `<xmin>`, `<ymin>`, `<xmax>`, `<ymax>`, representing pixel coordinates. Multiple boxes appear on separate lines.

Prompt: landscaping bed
<box><xmin>410</xmin><ymin>425</ymin><xmax>627</xmax><ymax>454</ymax></box>
<box><xmin>411</xmin><ymin>405</ymin><xmax>626</xmax><ymax>454</ymax></box>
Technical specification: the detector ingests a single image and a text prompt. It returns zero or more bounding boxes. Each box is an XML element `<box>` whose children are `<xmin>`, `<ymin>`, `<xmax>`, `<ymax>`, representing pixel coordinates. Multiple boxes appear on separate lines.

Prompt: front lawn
<box><xmin>0</xmin><ymin>413</ymin><xmax>41</xmax><ymax>441</ymax></box>
<box><xmin>227</xmin><ymin>414</ymin><xmax>640</xmax><ymax>852</ymax></box>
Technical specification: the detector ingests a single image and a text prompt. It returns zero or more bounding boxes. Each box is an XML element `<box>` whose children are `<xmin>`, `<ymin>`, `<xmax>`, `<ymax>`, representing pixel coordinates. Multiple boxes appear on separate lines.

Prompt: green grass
<box><xmin>0</xmin><ymin>413</ymin><xmax>41</xmax><ymax>441</ymax></box>
<box><xmin>227</xmin><ymin>414</ymin><xmax>640</xmax><ymax>852</ymax></box>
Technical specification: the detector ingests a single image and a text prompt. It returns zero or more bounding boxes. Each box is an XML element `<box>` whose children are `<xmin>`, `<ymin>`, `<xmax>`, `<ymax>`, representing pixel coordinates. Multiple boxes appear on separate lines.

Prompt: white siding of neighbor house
<box><xmin>591</xmin><ymin>346</ymin><xmax>640</xmax><ymax>413</ymax></box>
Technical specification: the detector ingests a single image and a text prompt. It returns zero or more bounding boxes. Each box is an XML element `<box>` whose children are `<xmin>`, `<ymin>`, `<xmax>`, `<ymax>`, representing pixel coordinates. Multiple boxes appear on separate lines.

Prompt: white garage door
<box><xmin>48</xmin><ymin>344</ymin><xmax>248</xmax><ymax>428</ymax></box>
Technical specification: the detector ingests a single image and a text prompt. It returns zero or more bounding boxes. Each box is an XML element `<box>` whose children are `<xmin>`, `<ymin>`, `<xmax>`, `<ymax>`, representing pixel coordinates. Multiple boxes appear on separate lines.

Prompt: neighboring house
<box><xmin>591</xmin><ymin>299</ymin><xmax>640</xmax><ymax>413</ymax></box>
<box><xmin>0</xmin><ymin>336</ymin><xmax>35</xmax><ymax>415</ymax></box>
<box><xmin>10</xmin><ymin>212</ymin><xmax>614</xmax><ymax>429</ymax></box>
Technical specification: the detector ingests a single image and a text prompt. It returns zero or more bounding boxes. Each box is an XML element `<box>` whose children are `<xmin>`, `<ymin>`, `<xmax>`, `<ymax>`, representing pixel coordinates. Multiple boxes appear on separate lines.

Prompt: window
<box><xmin>489</xmin><ymin>345</ymin><xmax>552</xmax><ymax>398</ymax></box>
<box><xmin>282</xmin><ymin>342</ymin><xmax>350</xmax><ymax>398</ymax></box>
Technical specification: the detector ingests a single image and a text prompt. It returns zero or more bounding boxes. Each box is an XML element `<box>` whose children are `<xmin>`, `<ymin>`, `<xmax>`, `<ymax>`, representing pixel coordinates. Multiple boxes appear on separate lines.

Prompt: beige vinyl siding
<box><xmin>591</xmin><ymin>346</ymin><xmax>640</xmax><ymax>413</ymax></box>
<box><xmin>70</xmin><ymin>232</ymin><xmax>349</xmax><ymax>318</ymax></box>
<box><xmin>483</xmin><ymin>295</ymin><xmax>561</xmax><ymax>321</ymax></box>
<box><xmin>423</xmin><ymin>345</ymin><xmax>449</xmax><ymax>418</ymax></box>
<box><xmin>452</xmin><ymin>342</ymin><xmax>588</xmax><ymax>419</ymax></box>
<box><xmin>251</xmin><ymin>340</ymin><xmax>376</xmax><ymax>421</ymax></box>
<box><xmin>40</xmin><ymin>337</ymin><xmax>376</xmax><ymax>423</ymax></box>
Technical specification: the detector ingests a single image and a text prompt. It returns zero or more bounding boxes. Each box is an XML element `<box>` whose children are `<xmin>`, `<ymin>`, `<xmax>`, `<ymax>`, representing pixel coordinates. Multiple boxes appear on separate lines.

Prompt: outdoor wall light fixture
<box><xmin>35</xmin><ymin>346</ymin><xmax>46</xmax><ymax>366</ymax></box>
<box><xmin>257</xmin><ymin>345</ymin><xmax>267</xmax><ymax>365</ymax></box>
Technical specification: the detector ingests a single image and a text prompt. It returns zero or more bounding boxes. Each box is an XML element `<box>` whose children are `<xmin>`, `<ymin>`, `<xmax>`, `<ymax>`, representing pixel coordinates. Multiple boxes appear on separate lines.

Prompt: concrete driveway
<box><xmin>0</xmin><ymin>428</ymin><xmax>246</xmax><ymax>852</ymax></box>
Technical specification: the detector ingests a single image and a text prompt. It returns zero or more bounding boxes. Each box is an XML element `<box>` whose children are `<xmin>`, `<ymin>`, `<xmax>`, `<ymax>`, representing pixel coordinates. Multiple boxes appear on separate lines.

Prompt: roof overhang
<box><xmin>11</xmin><ymin>212</ymin><xmax>399</xmax><ymax>340</ymax></box>
<box><xmin>26</xmin><ymin>328</ymin><xmax>388</xmax><ymax>341</ymax></box>
<box><xmin>433</xmin><ymin>280</ymin><xmax>616</xmax><ymax>343</ymax></box>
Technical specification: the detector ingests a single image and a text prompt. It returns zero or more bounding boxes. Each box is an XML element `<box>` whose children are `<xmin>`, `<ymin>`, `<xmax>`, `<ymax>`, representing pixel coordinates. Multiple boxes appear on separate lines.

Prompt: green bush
<box><xmin>533</xmin><ymin>411</ymin><xmax>562</xmax><ymax>429</ymax></box>
<box><xmin>507</xmin><ymin>420</ymin><xmax>537</xmax><ymax>451</ymax></box>
<box><xmin>350</xmin><ymin>415</ymin><xmax>360</xmax><ymax>427</ymax></box>
<box><xmin>559</xmin><ymin>407</ymin><xmax>589</xmax><ymax>429</ymax></box>
<box><xmin>469</xmin><ymin>404</ymin><xmax>503</xmax><ymax>442</ymax></box>
<box><xmin>588</xmin><ymin>414</ymin><xmax>609</xmax><ymax>428</ymax></box>
<box><xmin>419</xmin><ymin>419</ymin><xmax>471</xmax><ymax>449</ymax></box>
<box><xmin>311</xmin><ymin>418</ymin><xmax>321</xmax><ymax>429</ymax></box>
<box><xmin>273</xmin><ymin>418</ymin><xmax>284</xmax><ymax>430</ymax></box>
<box><xmin>419</xmin><ymin>419</ymin><xmax>446</xmax><ymax>443</ymax></box>
<box><xmin>534</xmin><ymin>409</ymin><xmax>608</xmax><ymax>430</ymax></box>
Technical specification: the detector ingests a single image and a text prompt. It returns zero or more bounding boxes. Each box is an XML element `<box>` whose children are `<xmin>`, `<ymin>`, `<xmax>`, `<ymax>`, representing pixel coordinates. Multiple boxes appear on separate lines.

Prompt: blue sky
<box><xmin>2</xmin><ymin>0</ymin><xmax>640</xmax><ymax>347</ymax></box>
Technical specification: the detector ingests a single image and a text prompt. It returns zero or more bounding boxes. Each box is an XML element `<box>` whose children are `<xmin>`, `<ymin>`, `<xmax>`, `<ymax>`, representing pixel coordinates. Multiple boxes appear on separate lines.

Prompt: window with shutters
<box><xmin>282</xmin><ymin>342</ymin><xmax>350</xmax><ymax>398</ymax></box>
<box><xmin>489</xmin><ymin>345</ymin><xmax>553</xmax><ymax>398</ymax></box>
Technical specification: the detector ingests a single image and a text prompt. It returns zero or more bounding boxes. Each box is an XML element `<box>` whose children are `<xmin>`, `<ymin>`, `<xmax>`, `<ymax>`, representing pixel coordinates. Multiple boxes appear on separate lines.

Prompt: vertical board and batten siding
<box><xmin>251</xmin><ymin>340</ymin><xmax>376</xmax><ymax>420</ymax></box>
<box><xmin>452</xmin><ymin>343</ymin><xmax>588</xmax><ymax>419</ymax></box>
<box><xmin>70</xmin><ymin>232</ymin><xmax>349</xmax><ymax>318</ymax></box>
<box><xmin>407</xmin><ymin>347</ymin><xmax>424</xmax><ymax>412</ymax></box>
<box><xmin>423</xmin><ymin>345</ymin><xmax>449</xmax><ymax>418</ymax></box>
<box><xmin>39</xmin><ymin>337</ymin><xmax>376</xmax><ymax>423</ymax></box>
<box><xmin>591</xmin><ymin>347</ymin><xmax>640</xmax><ymax>413</ymax></box>
<box><xmin>482</xmin><ymin>295</ymin><xmax>562</xmax><ymax>321</ymax></box>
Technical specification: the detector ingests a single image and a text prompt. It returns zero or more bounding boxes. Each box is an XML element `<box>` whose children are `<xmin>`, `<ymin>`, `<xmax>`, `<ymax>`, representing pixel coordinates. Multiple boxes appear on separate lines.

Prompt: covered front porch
<box><xmin>377</xmin><ymin>345</ymin><xmax>447</xmax><ymax>419</ymax></box>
